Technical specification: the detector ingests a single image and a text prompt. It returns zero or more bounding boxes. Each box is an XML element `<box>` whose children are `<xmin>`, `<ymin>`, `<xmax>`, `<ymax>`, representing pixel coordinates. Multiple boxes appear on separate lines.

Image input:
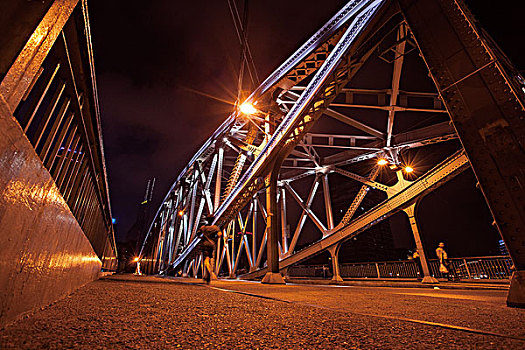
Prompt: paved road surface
<box><xmin>0</xmin><ymin>275</ymin><xmax>523</xmax><ymax>349</ymax></box>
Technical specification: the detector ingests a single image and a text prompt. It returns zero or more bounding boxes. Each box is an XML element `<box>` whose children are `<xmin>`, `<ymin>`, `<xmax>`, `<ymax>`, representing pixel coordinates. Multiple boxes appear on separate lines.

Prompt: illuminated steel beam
<box><xmin>242</xmin><ymin>150</ymin><xmax>469</xmax><ymax>279</ymax></box>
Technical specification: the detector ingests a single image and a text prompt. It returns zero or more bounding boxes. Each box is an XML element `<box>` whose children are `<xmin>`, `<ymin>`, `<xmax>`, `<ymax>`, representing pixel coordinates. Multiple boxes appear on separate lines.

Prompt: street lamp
<box><xmin>404</xmin><ymin>166</ymin><xmax>414</xmax><ymax>173</ymax></box>
<box><xmin>377</xmin><ymin>158</ymin><xmax>388</xmax><ymax>166</ymax></box>
<box><xmin>239</xmin><ymin>102</ymin><xmax>257</xmax><ymax>115</ymax></box>
<box><xmin>133</xmin><ymin>257</ymin><xmax>142</xmax><ymax>275</ymax></box>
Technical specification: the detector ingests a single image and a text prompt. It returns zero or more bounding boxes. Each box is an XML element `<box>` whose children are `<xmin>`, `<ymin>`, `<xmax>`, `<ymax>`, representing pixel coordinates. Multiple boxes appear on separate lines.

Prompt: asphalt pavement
<box><xmin>0</xmin><ymin>274</ymin><xmax>523</xmax><ymax>349</ymax></box>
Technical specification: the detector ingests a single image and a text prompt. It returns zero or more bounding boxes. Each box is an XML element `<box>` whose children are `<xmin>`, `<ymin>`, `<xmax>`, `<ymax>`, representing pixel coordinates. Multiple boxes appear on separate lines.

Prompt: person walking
<box><xmin>436</xmin><ymin>242</ymin><xmax>451</xmax><ymax>281</ymax></box>
<box><xmin>198</xmin><ymin>216</ymin><xmax>222</xmax><ymax>284</ymax></box>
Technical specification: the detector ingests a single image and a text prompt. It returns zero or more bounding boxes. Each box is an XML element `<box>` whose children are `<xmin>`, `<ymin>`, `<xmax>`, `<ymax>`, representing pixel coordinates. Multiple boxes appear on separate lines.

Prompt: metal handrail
<box><xmin>288</xmin><ymin>255</ymin><xmax>513</xmax><ymax>280</ymax></box>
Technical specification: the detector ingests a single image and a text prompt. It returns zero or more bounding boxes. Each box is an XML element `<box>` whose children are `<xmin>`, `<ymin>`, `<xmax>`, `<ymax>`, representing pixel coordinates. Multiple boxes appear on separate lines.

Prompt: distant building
<box><xmin>499</xmin><ymin>239</ymin><xmax>509</xmax><ymax>255</ymax></box>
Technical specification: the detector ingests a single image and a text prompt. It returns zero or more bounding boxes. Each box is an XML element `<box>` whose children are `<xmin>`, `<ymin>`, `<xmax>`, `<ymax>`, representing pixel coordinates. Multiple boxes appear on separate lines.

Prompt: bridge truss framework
<box><xmin>139</xmin><ymin>0</ymin><xmax>525</xmax><ymax>306</ymax></box>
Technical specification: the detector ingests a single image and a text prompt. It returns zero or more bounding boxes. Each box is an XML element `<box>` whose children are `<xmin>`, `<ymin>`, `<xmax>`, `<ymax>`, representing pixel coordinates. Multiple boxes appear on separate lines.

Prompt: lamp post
<box><xmin>133</xmin><ymin>257</ymin><xmax>142</xmax><ymax>275</ymax></box>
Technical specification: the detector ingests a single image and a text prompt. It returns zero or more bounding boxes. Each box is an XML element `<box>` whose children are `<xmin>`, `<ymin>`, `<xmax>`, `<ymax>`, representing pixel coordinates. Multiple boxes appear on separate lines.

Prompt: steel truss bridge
<box><xmin>139</xmin><ymin>0</ymin><xmax>525</xmax><ymax>305</ymax></box>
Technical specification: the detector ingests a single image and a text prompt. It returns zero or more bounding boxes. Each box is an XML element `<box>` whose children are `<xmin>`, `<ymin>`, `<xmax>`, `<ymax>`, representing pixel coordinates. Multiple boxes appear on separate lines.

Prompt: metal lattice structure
<box><xmin>139</xmin><ymin>0</ymin><xmax>525</xmax><ymax>304</ymax></box>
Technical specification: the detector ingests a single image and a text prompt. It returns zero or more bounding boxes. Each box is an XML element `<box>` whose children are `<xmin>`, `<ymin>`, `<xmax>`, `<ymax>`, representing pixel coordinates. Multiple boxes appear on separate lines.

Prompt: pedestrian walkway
<box><xmin>0</xmin><ymin>274</ymin><xmax>523</xmax><ymax>349</ymax></box>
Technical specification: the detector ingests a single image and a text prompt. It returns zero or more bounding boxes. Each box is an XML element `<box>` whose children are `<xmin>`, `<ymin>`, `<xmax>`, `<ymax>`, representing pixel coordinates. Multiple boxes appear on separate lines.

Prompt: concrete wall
<box><xmin>0</xmin><ymin>97</ymin><xmax>101</xmax><ymax>327</ymax></box>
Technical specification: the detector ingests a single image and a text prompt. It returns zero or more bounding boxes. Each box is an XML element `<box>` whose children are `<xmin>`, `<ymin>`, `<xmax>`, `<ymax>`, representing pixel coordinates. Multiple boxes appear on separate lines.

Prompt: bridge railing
<box><xmin>288</xmin><ymin>255</ymin><xmax>513</xmax><ymax>280</ymax></box>
<box><xmin>1</xmin><ymin>0</ymin><xmax>116</xmax><ymax>269</ymax></box>
<box><xmin>428</xmin><ymin>256</ymin><xmax>513</xmax><ymax>280</ymax></box>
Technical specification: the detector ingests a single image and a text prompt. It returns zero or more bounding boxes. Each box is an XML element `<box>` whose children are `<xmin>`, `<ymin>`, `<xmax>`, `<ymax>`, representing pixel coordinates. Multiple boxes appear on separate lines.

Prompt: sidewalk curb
<box><xmin>102</xmin><ymin>274</ymin><xmax>510</xmax><ymax>291</ymax></box>
<box><xmin>285</xmin><ymin>278</ymin><xmax>510</xmax><ymax>290</ymax></box>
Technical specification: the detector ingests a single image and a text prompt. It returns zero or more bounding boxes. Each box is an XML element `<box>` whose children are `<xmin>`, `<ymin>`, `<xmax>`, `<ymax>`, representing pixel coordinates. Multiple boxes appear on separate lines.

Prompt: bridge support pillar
<box><xmin>328</xmin><ymin>244</ymin><xmax>343</xmax><ymax>283</ymax></box>
<box><xmin>404</xmin><ymin>204</ymin><xmax>438</xmax><ymax>284</ymax></box>
<box><xmin>507</xmin><ymin>271</ymin><xmax>525</xmax><ymax>308</ymax></box>
<box><xmin>262</xmin><ymin>162</ymin><xmax>285</xmax><ymax>284</ymax></box>
<box><xmin>399</xmin><ymin>0</ymin><xmax>525</xmax><ymax>306</ymax></box>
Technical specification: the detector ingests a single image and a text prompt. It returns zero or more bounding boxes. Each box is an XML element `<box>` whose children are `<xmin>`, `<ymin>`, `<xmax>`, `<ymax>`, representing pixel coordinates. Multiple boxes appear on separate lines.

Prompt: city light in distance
<box><xmin>404</xmin><ymin>166</ymin><xmax>414</xmax><ymax>173</ymax></box>
<box><xmin>377</xmin><ymin>158</ymin><xmax>388</xmax><ymax>166</ymax></box>
<box><xmin>178</xmin><ymin>210</ymin><xmax>184</xmax><ymax>217</ymax></box>
<box><xmin>239</xmin><ymin>102</ymin><xmax>257</xmax><ymax>115</ymax></box>
<box><xmin>133</xmin><ymin>257</ymin><xmax>140</xmax><ymax>262</ymax></box>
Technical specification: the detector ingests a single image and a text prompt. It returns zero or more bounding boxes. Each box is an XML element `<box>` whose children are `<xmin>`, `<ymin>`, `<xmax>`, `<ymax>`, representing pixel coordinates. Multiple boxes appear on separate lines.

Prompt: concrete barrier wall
<box><xmin>0</xmin><ymin>98</ymin><xmax>101</xmax><ymax>327</ymax></box>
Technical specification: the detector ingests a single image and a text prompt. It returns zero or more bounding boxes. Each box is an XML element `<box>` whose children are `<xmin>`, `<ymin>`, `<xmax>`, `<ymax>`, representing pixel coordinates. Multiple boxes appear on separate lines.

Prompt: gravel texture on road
<box><xmin>211</xmin><ymin>279</ymin><xmax>525</xmax><ymax>339</ymax></box>
<box><xmin>0</xmin><ymin>275</ymin><xmax>523</xmax><ymax>349</ymax></box>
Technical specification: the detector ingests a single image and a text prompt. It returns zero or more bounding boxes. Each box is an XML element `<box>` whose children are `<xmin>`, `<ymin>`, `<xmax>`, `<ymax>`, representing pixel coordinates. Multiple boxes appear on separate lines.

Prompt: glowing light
<box><xmin>178</xmin><ymin>210</ymin><xmax>184</xmax><ymax>217</ymax></box>
<box><xmin>239</xmin><ymin>102</ymin><xmax>257</xmax><ymax>115</ymax></box>
<box><xmin>377</xmin><ymin>158</ymin><xmax>388</xmax><ymax>166</ymax></box>
<box><xmin>404</xmin><ymin>166</ymin><xmax>414</xmax><ymax>173</ymax></box>
<box><xmin>133</xmin><ymin>257</ymin><xmax>140</xmax><ymax>262</ymax></box>
<box><xmin>246</xmin><ymin>151</ymin><xmax>253</xmax><ymax>156</ymax></box>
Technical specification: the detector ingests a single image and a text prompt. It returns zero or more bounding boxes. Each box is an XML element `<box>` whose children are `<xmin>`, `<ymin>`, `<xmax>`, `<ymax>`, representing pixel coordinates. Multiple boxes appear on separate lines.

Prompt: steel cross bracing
<box><xmin>139</xmin><ymin>0</ymin><xmax>390</xmax><ymax>271</ymax></box>
<box><xmin>243</xmin><ymin>149</ymin><xmax>469</xmax><ymax>279</ymax></box>
<box><xmin>139</xmin><ymin>0</ymin><xmax>524</xmax><ymax>297</ymax></box>
<box><xmin>138</xmin><ymin>0</ymin><xmax>458</xmax><ymax>275</ymax></box>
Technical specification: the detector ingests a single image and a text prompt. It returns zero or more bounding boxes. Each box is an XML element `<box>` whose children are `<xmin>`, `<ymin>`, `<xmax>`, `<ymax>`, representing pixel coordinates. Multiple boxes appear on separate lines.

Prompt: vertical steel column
<box><xmin>328</xmin><ymin>243</ymin><xmax>343</xmax><ymax>282</ymax></box>
<box><xmin>322</xmin><ymin>174</ymin><xmax>334</xmax><ymax>230</ymax></box>
<box><xmin>279</xmin><ymin>187</ymin><xmax>288</xmax><ymax>254</ymax></box>
<box><xmin>214</xmin><ymin>147</ymin><xmax>224</xmax><ymax>212</ymax></box>
<box><xmin>251</xmin><ymin>197</ymin><xmax>258</xmax><ymax>268</ymax></box>
<box><xmin>404</xmin><ymin>204</ymin><xmax>438</xmax><ymax>284</ymax></box>
<box><xmin>261</xmin><ymin>160</ymin><xmax>285</xmax><ymax>284</ymax></box>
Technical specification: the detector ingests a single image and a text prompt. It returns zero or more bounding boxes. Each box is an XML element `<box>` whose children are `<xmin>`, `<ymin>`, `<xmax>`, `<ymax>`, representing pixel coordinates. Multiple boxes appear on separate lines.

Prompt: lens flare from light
<box><xmin>239</xmin><ymin>102</ymin><xmax>257</xmax><ymax>115</ymax></box>
<box><xmin>377</xmin><ymin>158</ymin><xmax>388</xmax><ymax>166</ymax></box>
<box><xmin>178</xmin><ymin>210</ymin><xmax>184</xmax><ymax>217</ymax></box>
<box><xmin>133</xmin><ymin>257</ymin><xmax>139</xmax><ymax>262</ymax></box>
<box><xmin>404</xmin><ymin>166</ymin><xmax>414</xmax><ymax>173</ymax></box>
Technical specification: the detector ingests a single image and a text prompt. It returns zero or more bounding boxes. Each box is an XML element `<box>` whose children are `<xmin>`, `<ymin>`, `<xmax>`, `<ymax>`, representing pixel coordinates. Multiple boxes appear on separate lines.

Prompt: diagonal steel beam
<box><xmin>284</xmin><ymin>178</ymin><xmax>324</xmax><ymax>255</ymax></box>
<box><xmin>324</xmin><ymin>108</ymin><xmax>384</xmax><ymax>139</ymax></box>
<box><xmin>241</xmin><ymin>150</ymin><xmax>469</xmax><ymax>279</ymax></box>
<box><xmin>334</xmin><ymin>167</ymin><xmax>389</xmax><ymax>191</ymax></box>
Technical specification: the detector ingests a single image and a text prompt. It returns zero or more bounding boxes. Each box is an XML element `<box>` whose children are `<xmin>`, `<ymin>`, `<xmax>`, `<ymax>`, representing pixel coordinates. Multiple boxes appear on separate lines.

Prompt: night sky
<box><xmin>88</xmin><ymin>1</ymin><xmax>525</xmax><ymax>245</ymax></box>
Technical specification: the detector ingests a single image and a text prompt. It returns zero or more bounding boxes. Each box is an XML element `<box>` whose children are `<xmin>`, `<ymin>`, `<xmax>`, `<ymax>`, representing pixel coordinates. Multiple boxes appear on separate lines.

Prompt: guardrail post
<box><xmin>403</xmin><ymin>204</ymin><xmax>438</xmax><ymax>284</ymax></box>
<box><xmin>328</xmin><ymin>244</ymin><xmax>343</xmax><ymax>282</ymax></box>
<box><xmin>261</xmin><ymin>158</ymin><xmax>286</xmax><ymax>284</ymax></box>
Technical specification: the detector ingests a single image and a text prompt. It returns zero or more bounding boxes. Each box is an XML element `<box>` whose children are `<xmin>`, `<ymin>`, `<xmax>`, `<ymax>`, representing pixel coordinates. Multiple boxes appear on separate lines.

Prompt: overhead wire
<box><xmin>227</xmin><ymin>0</ymin><xmax>260</xmax><ymax>96</ymax></box>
